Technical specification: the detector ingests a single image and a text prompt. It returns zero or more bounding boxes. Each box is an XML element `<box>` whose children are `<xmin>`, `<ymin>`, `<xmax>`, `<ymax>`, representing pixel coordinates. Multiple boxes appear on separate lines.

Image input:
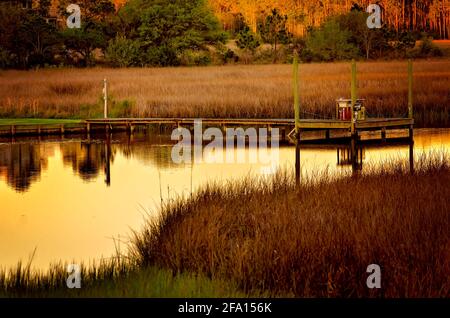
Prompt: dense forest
<box><xmin>0</xmin><ymin>0</ymin><xmax>448</xmax><ymax>68</ymax></box>
<box><xmin>209</xmin><ymin>0</ymin><xmax>450</xmax><ymax>39</ymax></box>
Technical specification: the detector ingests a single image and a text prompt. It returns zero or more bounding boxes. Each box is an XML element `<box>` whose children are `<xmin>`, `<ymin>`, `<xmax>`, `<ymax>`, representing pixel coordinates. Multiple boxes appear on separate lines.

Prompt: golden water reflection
<box><xmin>0</xmin><ymin>129</ymin><xmax>449</xmax><ymax>270</ymax></box>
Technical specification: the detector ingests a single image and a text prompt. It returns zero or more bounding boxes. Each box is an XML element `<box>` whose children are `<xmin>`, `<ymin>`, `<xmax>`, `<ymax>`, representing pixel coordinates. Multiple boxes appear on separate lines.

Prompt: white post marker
<box><xmin>103</xmin><ymin>78</ymin><xmax>108</xmax><ymax>119</ymax></box>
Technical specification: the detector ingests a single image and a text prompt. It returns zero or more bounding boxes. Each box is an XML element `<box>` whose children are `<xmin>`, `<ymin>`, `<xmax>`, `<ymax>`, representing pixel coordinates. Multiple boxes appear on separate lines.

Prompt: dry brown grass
<box><xmin>0</xmin><ymin>59</ymin><xmax>449</xmax><ymax>126</ymax></box>
<box><xmin>133</xmin><ymin>155</ymin><xmax>450</xmax><ymax>297</ymax></box>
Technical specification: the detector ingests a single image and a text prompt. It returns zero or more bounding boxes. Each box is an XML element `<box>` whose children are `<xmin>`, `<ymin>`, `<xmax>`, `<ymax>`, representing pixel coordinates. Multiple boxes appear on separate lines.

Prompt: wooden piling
<box><xmin>293</xmin><ymin>52</ymin><xmax>301</xmax><ymax>186</ymax></box>
<box><xmin>351</xmin><ymin>60</ymin><xmax>357</xmax><ymax>136</ymax></box>
<box><xmin>408</xmin><ymin>59</ymin><xmax>414</xmax><ymax>119</ymax></box>
<box><xmin>293</xmin><ymin>52</ymin><xmax>300</xmax><ymax>135</ymax></box>
<box><xmin>295</xmin><ymin>131</ymin><xmax>301</xmax><ymax>186</ymax></box>
<box><xmin>281</xmin><ymin>127</ymin><xmax>286</xmax><ymax>143</ymax></box>
<box><xmin>103</xmin><ymin>78</ymin><xmax>108</xmax><ymax>119</ymax></box>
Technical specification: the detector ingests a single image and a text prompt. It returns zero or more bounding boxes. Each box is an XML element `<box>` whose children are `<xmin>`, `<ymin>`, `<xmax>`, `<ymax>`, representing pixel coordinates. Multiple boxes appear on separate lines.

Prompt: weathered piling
<box><xmin>293</xmin><ymin>52</ymin><xmax>301</xmax><ymax>186</ymax></box>
<box><xmin>351</xmin><ymin>59</ymin><xmax>357</xmax><ymax>137</ymax></box>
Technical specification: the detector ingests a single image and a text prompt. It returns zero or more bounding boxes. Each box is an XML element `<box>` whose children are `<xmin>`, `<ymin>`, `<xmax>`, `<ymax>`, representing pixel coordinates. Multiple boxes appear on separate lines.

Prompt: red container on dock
<box><xmin>338</xmin><ymin>107</ymin><xmax>351</xmax><ymax>120</ymax></box>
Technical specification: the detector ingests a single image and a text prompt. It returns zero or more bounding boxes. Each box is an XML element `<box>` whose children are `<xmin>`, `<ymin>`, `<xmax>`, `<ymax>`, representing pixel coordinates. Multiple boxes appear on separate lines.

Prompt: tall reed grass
<box><xmin>0</xmin><ymin>60</ymin><xmax>449</xmax><ymax>126</ymax></box>
<box><xmin>1</xmin><ymin>154</ymin><xmax>449</xmax><ymax>297</ymax></box>
<box><xmin>132</xmin><ymin>154</ymin><xmax>450</xmax><ymax>297</ymax></box>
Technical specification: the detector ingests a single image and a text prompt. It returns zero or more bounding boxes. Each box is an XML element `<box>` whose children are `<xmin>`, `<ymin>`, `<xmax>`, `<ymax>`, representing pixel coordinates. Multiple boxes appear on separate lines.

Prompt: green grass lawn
<box><xmin>0</xmin><ymin>119</ymin><xmax>82</xmax><ymax>126</ymax></box>
<box><xmin>1</xmin><ymin>266</ymin><xmax>252</xmax><ymax>298</ymax></box>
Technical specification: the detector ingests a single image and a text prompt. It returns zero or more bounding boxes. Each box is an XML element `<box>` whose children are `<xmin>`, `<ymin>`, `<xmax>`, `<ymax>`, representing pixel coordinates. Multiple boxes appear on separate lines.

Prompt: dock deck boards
<box><xmin>85</xmin><ymin>117</ymin><xmax>414</xmax><ymax>130</ymax></box>
<box><xmin>0</xmin><ymin>117</ymin><xmax>414</xmax><ymax>140</ymax></box>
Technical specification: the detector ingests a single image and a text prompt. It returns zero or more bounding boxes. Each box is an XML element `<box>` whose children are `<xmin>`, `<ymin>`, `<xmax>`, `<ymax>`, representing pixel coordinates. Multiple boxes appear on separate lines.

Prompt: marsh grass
<box><xmin>132</xmin><ymin>154</ymin><xmax>450</xmax><ymax>298</ymax></box>
<box><xmin>0</xmin><ymin>60</ymin><xmax>449</xmax><ymax>126</ymax></box>
<box><xmin>1</xmin><ymin>154</ymin><xmax>449</xmax><ymax>298</ymax></box>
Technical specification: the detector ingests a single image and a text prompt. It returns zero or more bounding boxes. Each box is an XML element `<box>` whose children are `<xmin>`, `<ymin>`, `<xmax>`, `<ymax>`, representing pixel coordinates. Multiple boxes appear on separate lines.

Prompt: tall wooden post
<box><xmin>103</xmin><ymin>78</ymin><xmax>108</xmax><ymax>119</ymax></box>
<box><xmin>351</xmin><ymin>60</ymin><xmax>357</xmax><ymax>136</ymax></box>
<box><xmin>293</xmin><ymin>52</ymin><xmax>301</xmax><ymax>186</ymax></box>
<box><xmin>408</xmin><ymin>59</ymin><xmax>413</xmax><ymax>119</ymax></box>
<box><xmin>293</xmin><ymin>53</ymin><xmax>300</xmax><ymax>135</ymax></box>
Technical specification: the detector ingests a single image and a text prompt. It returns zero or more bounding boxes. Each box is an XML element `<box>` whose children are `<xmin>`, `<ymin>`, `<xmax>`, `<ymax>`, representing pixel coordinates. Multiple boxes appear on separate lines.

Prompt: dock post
<box><xmin>293</xmin><ymin>51</ymin><xmax>301</xmax><ymax>186</ymax></box>
<box><xmin>281</xmin><ymin>127</ymin><xmax>286</xmax><ymax>143</ymax></box>
<box><xmin>408</xmin><ymin>59</ymin><xmax>413</xmax><ymax>119</ymax></box>
<box><xmin>295</xmin><ymin>131</ymin><xmax>301</xmax><ymax>186</ymax></box>
<box><xmin>10</xmin><ymin>125</ymin><xmax>15</xmax><ymax>137</ymax></box>
<box><xmin>381</xmin><ymin>127</ymin><xmax>386</xmax><ymax>141</ymax></box>
<box><xmin>409</xmin><ymin>124</ymin><xmax>414</xmax><ymax>141</ymax></box>
<box><xmin>86</xmin><ymin>122</ymin><xmax>90</xmax><ymax>134</ymax></box>
<box><xmin>60</xmin><ymin>124</ymin><xmax>65</xmax><ymax>135</ymax></box>
<box><xmin>351</xmin><ymin>59</ymin><xmax>357</xmax><ymax>137</ymax></box>
<box><xmin>103</xmin><ymin>78</ymin><xmax>108</xmax><ymax>119</ymax></box>
<box><xmin>351</xmin><ymin>136</ymin><xmax>358</xmax><ymax>177</ymax></box>
<box><xmin>37</xmin><ymin>125</ymin><xmax>41</xmax><ymax>136</ymax></box>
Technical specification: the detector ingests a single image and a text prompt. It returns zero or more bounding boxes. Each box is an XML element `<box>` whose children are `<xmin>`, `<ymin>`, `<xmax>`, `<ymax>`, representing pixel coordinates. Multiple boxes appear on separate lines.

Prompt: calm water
<box><xmin>0</xmin><ymin>129</ymin><xmax>449</xmax><ymax>270</ymax></box>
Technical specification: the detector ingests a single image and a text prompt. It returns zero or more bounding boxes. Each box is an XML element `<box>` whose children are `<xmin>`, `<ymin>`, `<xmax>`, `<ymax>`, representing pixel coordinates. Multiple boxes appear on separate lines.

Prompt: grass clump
<box><xmin>0</xmin><ymin>259</ymin><xmax>251</xmax><ymax>298</ymax></box>
<box><xmin>132</xmin><ymin>155</ymin><xmax>450</xmax><ymax>298</ymax></box>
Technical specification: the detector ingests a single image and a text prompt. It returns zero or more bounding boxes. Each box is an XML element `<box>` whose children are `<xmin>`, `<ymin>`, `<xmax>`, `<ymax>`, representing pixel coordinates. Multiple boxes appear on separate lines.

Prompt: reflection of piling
<box><xmin>350</xmin><ymin>137</ymin><xmax>358</xmax><ymax>176</ymax></box>
<box><xmin>409</xmin><ymin>140</ymin><xmax>414</xmax><ymax>174</ymax></box>
<box><xmin>105</xmin><ymin>134</ymin><xmax>111</xmax><ymax>187</ymax></box>
<box><xmin>295</xmin><ymin>132</ymin><xmax>301</xmax><ymax>186</ymax></box>
<box><xmin>337</xmin><ymin>141</ymin><xmax>363</xmax><ymax>174</ymax></box>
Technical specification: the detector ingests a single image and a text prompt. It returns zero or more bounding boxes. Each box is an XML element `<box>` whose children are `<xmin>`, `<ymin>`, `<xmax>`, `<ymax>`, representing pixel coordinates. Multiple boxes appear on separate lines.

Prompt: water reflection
<box><xmin>0</xmin><ymin>134</ymin><xmax>183</xmax><ymax>192</ymax></box>
<box><xmin>0</xmin><ymin>131</ymin><xmax>438</xmax><ymax>193</ymax></box>
<box><xmin>337</xmin><ymin>146</ymin><xmax>364</xmax><ymax>170</ymax></box>
<box><xmin>0</xmin><ymin>143</ymin><xmax>48</xmax><ymax>192</ymax></box>
<box><xmin>0</xmin><ymin>129</ymin><xmax>448</xmax><ymax>270</ymax></box>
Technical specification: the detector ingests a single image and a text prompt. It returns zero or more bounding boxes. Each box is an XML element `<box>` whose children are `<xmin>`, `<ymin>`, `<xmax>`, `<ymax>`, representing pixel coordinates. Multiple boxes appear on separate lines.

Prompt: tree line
<box><xmin>210</xmin><ymin>0</ymin><xmax>450</xmax><ymax>39</ymax></box>
<box><xmin>0</xmin><ymin>0</ymin><xmax>446</xmax><ymax>69</ymax></box>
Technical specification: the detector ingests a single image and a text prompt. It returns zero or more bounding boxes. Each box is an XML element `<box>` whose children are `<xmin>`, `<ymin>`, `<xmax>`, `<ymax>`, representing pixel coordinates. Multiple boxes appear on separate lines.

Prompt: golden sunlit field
<box><xmin>0</xmin><ymin>59</ymin><xmax>449</xmax><ymax>127</ymax></box>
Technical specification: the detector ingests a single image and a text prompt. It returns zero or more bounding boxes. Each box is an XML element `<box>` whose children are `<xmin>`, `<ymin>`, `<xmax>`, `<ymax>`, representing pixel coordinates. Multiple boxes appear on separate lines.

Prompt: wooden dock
<box><xmin>0</xmin><ymin>117</ymin><xmax>414</xmax><ymax>143</ymax></box>
<box><xmin>83</xmin><ymin>117</ymin><xmax>414</xmax><ymax>142</ymax></box>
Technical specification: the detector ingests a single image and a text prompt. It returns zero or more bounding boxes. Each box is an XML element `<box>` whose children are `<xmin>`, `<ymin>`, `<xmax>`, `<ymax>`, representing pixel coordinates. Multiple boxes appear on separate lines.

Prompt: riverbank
<box><xmin>1</xmin><ymin>154</ymin><xmax>448</xmax><ymax>297</ymax></box>
<box><xmin>1</xmin><ymin>60</ymin><xmax>449</xmax><ymax>127</ymax></box>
